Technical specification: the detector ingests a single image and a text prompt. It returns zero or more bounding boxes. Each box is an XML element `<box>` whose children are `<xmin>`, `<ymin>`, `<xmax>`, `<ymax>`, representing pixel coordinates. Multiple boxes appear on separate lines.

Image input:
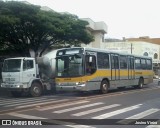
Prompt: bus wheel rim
<box><xmin>103</xmin><ymin>84</ymin><xmax>107</xmax><ymax>90</ymax></box>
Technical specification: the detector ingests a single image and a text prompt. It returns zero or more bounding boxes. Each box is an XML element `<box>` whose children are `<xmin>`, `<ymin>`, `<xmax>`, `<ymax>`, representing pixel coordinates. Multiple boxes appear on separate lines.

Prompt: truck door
<box><xmin>22</xmin><ymin>59</ymin><xmax>36</xmax><ymax>83</ymax></box>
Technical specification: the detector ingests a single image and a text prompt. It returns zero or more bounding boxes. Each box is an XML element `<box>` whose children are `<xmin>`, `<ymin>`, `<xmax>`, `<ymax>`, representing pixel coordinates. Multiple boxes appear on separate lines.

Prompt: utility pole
<box><xmin>131</xmin><ymin>43</ymin><xmax>132</xmax><ymax>54</ymax></box>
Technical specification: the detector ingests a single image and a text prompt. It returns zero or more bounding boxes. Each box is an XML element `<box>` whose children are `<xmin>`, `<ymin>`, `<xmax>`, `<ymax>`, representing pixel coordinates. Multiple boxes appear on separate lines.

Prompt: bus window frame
<box><xmin>97</xmin><ymin>52</ymin><xmax>110</xmax><ymax>69</ymax></box>
<box><xmin>85</xmin><ymin>51</ymin><xmax>97</xmax><ymax>75</ymax></box>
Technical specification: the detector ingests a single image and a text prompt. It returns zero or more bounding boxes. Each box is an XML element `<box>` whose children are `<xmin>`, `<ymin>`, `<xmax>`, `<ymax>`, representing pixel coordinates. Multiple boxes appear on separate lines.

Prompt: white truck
<box><xmin>1</xmin><ymin>50</ymin><xmax>57</xmax><ymax>97</ymax></box>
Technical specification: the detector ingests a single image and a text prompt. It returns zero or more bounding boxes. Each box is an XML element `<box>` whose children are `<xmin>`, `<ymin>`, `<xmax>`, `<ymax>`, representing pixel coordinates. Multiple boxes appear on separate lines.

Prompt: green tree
<box><xmin>0</xmin><ymin>1</ymin><xmax>94</xmax><ymax>57</ymax></box>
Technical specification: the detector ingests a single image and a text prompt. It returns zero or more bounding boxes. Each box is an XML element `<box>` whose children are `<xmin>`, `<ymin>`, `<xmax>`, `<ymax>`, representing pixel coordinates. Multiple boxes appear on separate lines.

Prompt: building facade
<box><xmin>81</xmin><ymin>18</ymin><xmax>108</xmax><ymax>48</ymax></box>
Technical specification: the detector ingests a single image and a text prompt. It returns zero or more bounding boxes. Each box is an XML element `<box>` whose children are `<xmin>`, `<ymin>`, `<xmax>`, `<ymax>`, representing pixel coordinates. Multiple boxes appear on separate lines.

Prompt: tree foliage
<box><xmin>0</xmin><ymin>1</ymin><xmax>94</xmax><ymax>57</ymax></box>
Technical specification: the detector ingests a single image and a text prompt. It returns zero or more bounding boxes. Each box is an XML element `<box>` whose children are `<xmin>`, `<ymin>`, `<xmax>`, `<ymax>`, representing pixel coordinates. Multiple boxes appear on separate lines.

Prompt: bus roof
<box><xmin>4</xmin><ymin>57</ymin><xmax>35</xmax><ymax>60</ymax></box>
<box><xmin>57</xmin><ymin>47</ymin><xmax>152</xmax><ymax>59</ymax></box>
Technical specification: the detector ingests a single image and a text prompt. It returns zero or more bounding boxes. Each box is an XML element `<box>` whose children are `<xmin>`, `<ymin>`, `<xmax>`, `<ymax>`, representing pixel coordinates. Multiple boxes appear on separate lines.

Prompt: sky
<box><xmin>11</xmin><ymin>0</ymin><xmax>160</xmax><ymax>39</ymax></box>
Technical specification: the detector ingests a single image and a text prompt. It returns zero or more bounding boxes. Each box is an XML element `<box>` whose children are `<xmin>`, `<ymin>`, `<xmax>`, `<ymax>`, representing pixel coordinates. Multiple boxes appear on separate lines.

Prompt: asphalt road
<box><xmin>0</xmin><ymin>79</ymin><xmax>160</xmax><ymax>128</ymax></box>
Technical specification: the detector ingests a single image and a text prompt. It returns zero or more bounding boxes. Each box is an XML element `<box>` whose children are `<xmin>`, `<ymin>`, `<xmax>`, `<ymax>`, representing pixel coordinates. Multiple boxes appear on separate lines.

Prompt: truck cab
<box><xmin>1</xmin><ymin>57</ymin><xmax>42</xmax><ymax>97</ymax></box>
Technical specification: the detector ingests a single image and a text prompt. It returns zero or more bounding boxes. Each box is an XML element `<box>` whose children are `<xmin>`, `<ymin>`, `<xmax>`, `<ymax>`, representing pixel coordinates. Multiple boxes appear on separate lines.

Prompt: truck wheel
<box><xmin>138</xmin><ymin>78</ymin><xmax>144</xmax><ymax>89</ymax></box>
<box><xmin>30</xmin><ymin>82</ymin><xmax>42</xmax><ymax>97</ymax></box>
<box><xmin>100</xmin><ymin>80</ymin><xmax>109</xmax><ymax>94</ymax></box>
<box><xmin>11</xmin><ymin>91</ymin><xmax>22</xmax><ymax>97</ymax></box>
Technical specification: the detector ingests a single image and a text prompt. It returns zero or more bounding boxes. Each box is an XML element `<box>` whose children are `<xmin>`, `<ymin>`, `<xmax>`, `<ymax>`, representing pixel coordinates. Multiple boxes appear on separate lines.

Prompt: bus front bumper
<box><xmin>56</xmin><ymin>82</ymin><xmax>86</xmax><ymax>91</ymax></box>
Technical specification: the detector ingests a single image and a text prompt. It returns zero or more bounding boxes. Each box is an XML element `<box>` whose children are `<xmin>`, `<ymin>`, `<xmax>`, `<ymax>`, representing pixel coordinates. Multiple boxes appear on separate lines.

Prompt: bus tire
<box><xmin>30</xmin><ymin>82</ymin><xmax>42</xmax><ymax>97</ymax></box>
<box><xmin>100</xmin><ymin>80</ymin><xmax>109</xmax><ymax>94</ymax></box>
<box><xmin>138</xmin><ymin>78</ymin><xmax>144</xmax><ymax>89</ymax></box>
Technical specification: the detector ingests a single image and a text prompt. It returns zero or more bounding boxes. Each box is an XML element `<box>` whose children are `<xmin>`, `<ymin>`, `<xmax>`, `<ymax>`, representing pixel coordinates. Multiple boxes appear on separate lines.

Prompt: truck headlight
<box><xmin>16</xmin><ymin>85</ymin><xmax>20</xmax><ymax>88</ymax></box>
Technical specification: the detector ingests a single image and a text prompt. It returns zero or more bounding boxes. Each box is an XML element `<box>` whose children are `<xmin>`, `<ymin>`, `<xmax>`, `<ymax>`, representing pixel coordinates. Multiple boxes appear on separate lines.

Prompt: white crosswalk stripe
<box><xmin>92</xmin><ymin>104</ymin><xmax>142</xmax><ymax>119</ymax></box>
<box><xmin>4</xmin><ymin>99</ymin><xmax>58</xmax><ymax>107</ymax></box>
<box><xmin>146</xmin><ymin>125</ymin><xmax>160</xmax><ymax>128</ymax></box>
<box><xmin>53</xmin><ymin>102</ymin><xmax>104</xmax><ymax>114</ymax></box>
<box><xmin>8</xmin><ymin>112</ymin><xmax>47</xmax><ymax>119</ymax></box>
<box><xmin>72</xmin><ymin>104</ymin><xmax>120</xmax><ymax>117</ymax></box>
<box><xmin>118</xmin><ymin>108</ymin><xmax>159</xmax><ymax>124</ymax></box>
<box><xmin>38</xmin><ymin>100</ymin><xmax>90</xmax><ymax>111</ymax></box>
<box><xmin>16</xmin><ymin>99</ymin><xmax>68</xmax><ymax>108</ymax></box>
<box><xmin>0</xmin><ymin>97</ymin><xmax>70</xmax><ymax>108</ymax></box>
<box><xmin>0</xmin><ymin>97</ymin><xmax>48</xmax><ymax>105</ymax></box>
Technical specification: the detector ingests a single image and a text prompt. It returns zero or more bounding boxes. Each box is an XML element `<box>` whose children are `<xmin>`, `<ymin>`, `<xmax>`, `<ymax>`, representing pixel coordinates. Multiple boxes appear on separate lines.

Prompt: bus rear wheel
<box><xmin>30</xmin><ymin>82</ymin><xmax>42</xmax><ymax>97</ymax></box>
<box><xmin>100</xmin><ymin>80</ymin><xmax>109</xmax><ymax>94</ymax></box>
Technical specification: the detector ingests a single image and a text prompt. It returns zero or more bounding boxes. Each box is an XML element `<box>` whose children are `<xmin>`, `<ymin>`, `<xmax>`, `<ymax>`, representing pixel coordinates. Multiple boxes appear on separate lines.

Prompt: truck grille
<box><xmin>5</xmin><ymin>78</ymin><xmax>15</xmax><ymax>82</ymax></box>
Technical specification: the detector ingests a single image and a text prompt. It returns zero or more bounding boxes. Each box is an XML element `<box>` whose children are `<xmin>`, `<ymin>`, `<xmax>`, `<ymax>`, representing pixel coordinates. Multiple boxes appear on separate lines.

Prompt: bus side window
<box><xmin>120</xmin><ymin>55</ymin><xmax>127</xmax><ymax>69</ymax></box>
<box><xmin>146</xmin><ymin>59</ymin><xmax>152</xmax><ymax>70</ymax></box>
<box><xmin>135</xmin><ymin>58</ymin><xmax>141</xmax><ymax>69</ymax></box>
<box><xmin>111</xmin><ymin>55</ymin><xmax>119</xmax><ymax>69</ymax></box>
<box><xmin>141</xmin><ymin>59</ymin><xmax>146</xmax><ymax>69</ymax></box>
<box><xmin>97</xmin><ymin>52</ymin><xmax>109</xmax><ymax>69</ymax></box>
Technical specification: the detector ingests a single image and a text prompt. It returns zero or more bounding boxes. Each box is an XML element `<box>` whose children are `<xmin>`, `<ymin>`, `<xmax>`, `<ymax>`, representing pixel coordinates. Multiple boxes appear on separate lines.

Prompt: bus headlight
<box><xmin>76</xmin><ymin>82</ymin><xmax>86</xmax><ymax>86</ymax></box>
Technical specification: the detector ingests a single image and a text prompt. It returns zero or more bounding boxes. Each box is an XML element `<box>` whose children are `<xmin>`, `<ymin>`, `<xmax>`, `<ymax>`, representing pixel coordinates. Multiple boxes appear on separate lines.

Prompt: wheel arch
<box><xmin>29</xmin><ymin>79</ymin><xmax>44</xmax><ymax>90</ymax></box>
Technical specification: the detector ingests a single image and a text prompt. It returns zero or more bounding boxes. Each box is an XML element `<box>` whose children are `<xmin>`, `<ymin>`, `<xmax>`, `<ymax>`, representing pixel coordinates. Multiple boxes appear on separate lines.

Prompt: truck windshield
<box><xmin>56</xmin><ymin>54</ymin><xmax>84</xmax><ymax>77</ymax></box>
<box><xmin>2</xmin><ymin>59</ymin><xmax>21</xmax><ymax>72</ymax></box>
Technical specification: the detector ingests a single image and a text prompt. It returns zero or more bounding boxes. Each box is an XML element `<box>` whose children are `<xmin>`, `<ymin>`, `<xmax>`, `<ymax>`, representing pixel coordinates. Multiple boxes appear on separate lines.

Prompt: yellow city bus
<box><xmin>55</xmin><ymin>47</ymin><xmax>154</xmax><ymax>93</ymax></box>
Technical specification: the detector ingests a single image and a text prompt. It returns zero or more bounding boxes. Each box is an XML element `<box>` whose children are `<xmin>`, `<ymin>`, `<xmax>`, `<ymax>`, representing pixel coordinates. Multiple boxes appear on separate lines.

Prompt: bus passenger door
<box><xmin>111</xmin><ymin>54</ymin><xmax>119</xmax><ymax>87</ymax></box>
<box><xmin>128</xmin><ymin>56</ymin><xmax>135</xmax><ymax>84</ymax></box>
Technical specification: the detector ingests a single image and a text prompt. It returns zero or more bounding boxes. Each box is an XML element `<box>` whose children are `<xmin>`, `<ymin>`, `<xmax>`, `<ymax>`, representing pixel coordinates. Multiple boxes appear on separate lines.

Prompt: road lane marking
<box><xmin>72</xmin><ymin>104</ymin><xmax>120</xmax><ymax>117</ymax></box>
<box><xmin>146</xmin><ymin>125</ymin><xmax>160</xmax><ymax>128</ymax></box>
<box><xmin>38</xmin><ymin>100</ymin><xmax>89</xmax><ymax>111</ymax></box>
<box><xmin>4</xmin><ymin>98</ymin><xmax>59</xmax><ymax>107</ymax></box>
<box><xmin>15</xmin><ymin>99</ymin><xmax>69</xmax><ymax>108</ymax></box>
<box><xmin>53</xmin><ymin>102</ymin><xmax>104</xmax><ymax>114</ymax></box>
<box><xmin>118</xmin><ymin>108</ymin><xmax>159</xmax><ymax>124</ymax></box>
<box><xmin>0</xmin><ymin>97</ymin><xmax>49</xmax><ymax>105</ymax></box>
<box><xmin>8</xmin><ymin>112</ymin><xmax>47</xmax><ymax>119</ymax></box>
<box><xmin>92</xmin><ymin>104</ymin><xmax>142</xmax><ymax>119</ymax></box>
<box><xmin>145</xmin><ymin>120</ymin><xmax>160</xmax><ymax>128</ymax></box>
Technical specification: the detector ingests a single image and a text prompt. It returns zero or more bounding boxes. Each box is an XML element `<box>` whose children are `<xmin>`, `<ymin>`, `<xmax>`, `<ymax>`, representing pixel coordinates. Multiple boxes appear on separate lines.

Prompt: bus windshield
<box><xmin>2</xmin><ymin>59</ymin><xmax>22</xmax><ymax>72</ymax></box>
<box><xmin>56</xmin><ymin>54</ymin><xmax>84</xmax><ymax>77</ymax></box>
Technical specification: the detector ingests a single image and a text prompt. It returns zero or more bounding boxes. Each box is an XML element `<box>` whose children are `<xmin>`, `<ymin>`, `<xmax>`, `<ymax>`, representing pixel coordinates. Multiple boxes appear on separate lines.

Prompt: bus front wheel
<box><xmin>100</xmin><ymin>80</ymin><xmax>109</xmax><ymax>94</ymax></box>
